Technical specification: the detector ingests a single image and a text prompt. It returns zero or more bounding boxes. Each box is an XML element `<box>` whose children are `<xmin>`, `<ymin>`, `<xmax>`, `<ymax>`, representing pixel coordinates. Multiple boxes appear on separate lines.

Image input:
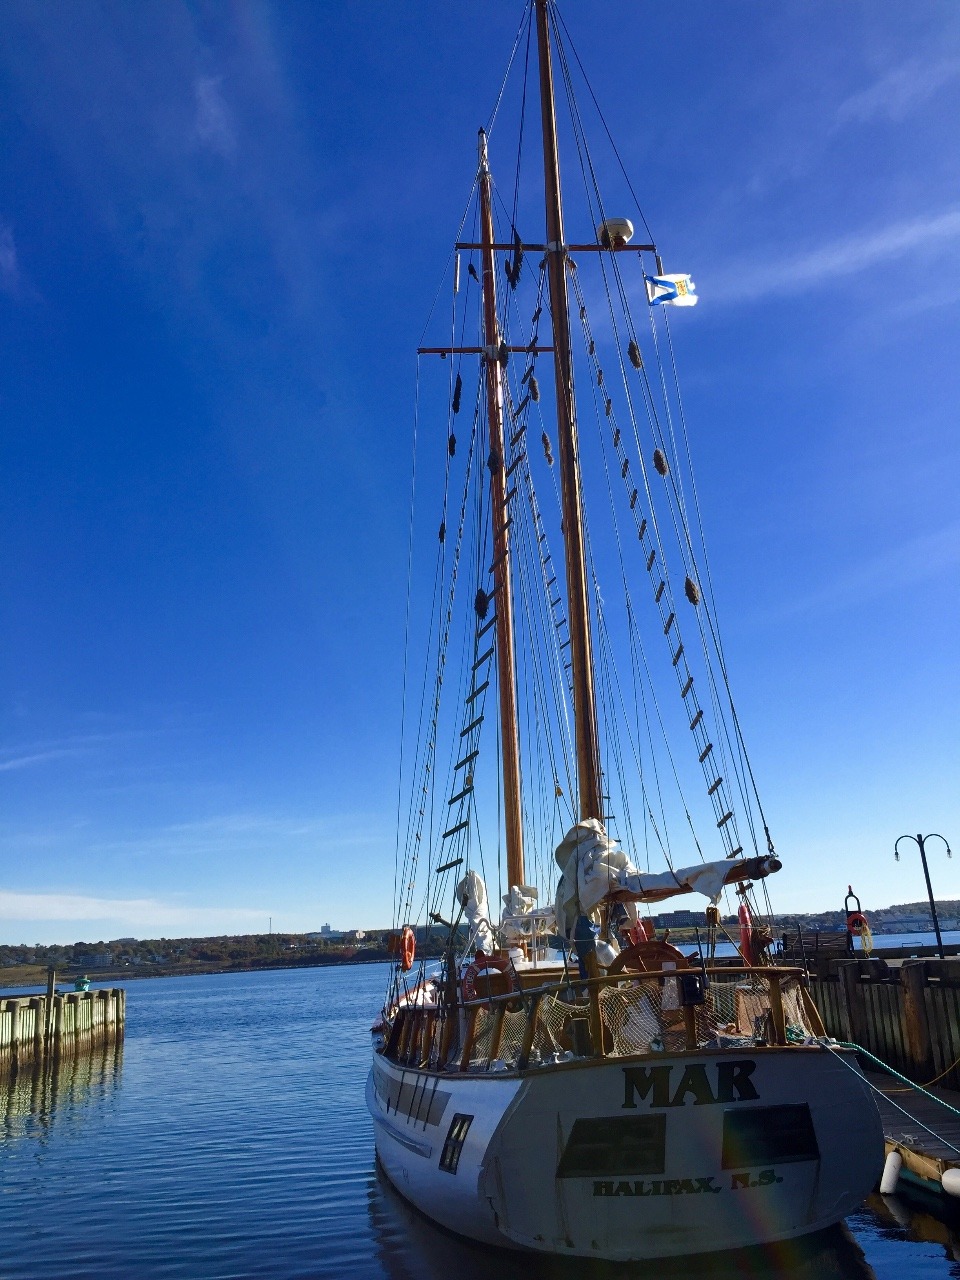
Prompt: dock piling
<box><xmin>0</xmin><ymin>982</ymin><xmax>124</xmax><ymax>1078</ymax></box>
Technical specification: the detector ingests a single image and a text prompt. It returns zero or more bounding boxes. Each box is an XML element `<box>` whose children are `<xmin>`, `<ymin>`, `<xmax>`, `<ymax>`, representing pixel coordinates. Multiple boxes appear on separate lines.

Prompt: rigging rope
<box><xmin>552</xmin><ymin>16</ymin><xmax>771</xmax><ymax>879</ymax></box>
<box><xmin>397</xmin><ymin>4</ymin><xmax>784</xmax><ymax>973</ymax></box>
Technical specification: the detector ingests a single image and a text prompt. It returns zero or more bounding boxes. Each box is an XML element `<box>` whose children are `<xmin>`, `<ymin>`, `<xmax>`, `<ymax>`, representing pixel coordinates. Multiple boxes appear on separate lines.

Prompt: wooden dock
<box><xmin>867</xmin><ymin>1070</ymin><xmax>960</xmax><ymax>1198</ymax></box>
<box><xmin>0</xmin><ymin>978</ymin><xmax>125</xmax><ymax>1075</ymax></box>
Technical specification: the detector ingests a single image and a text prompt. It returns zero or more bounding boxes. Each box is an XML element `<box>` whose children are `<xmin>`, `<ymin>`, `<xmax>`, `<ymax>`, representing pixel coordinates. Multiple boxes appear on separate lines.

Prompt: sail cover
<box><xmin>456</xmin><ymin>870</ymin><xmax>495</xmax><ymax>952</ymax></box>
<box><xmin>554</xmin><ymin>818</ymin><xmax>745</xmax><ymax>939</ymax></box>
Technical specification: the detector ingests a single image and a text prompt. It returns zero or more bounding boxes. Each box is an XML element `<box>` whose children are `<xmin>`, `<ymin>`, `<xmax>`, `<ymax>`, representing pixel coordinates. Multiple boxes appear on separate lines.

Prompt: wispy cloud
<box><xmin>708</xmin><ymin>208</ymin><xmax>960</xmax><ymax>304</ymax></box>
<box><xmin>93</xmin><ymin>811</ymin><xmax>386</xmax><ymax>860</ymax></box>
<box><xmin>758</xmin><ymin>522</ymin><xmax>960</xmax><ymax>623</ymax></box>
<box><xmin>0</xmin><ymin>731</ymin><xmax>150</xmax><ymax>774</ymax></box>
<box><xmin>0</xmin><ymin>220</ymin><xmax>18</xmax><ymax>294</ymax></box>
<box><xmin>0</xmin><ymin>7</ymin><xmax>330</xmax><ymax>342</ymax></box>
<box><xmin>193</xmin><ymin>75</ymin><xmax>235</xmax><ymax>157</ymax></box>
<box><xmin>0</xmin><ymin>889</ymin><xmax>263</xmax><ymax>930</ymax></box>
<box><xmin>0</xmin><ymin>749</ymin><xmax>82</xmax><ymax>773</ymax></box>
<box><xmin>837</xmin><ymin>56</ymin><xmax>960</xmax><ymax>126</ymax></box>
<box><xmin>0</xmin><ymin>807</ymin><xmax>387</xmax><ymax>865</ymax></box>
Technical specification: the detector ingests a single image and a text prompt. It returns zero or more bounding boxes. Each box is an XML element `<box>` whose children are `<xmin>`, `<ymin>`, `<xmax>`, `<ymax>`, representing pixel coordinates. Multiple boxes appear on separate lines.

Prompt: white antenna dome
<box><xmin>598</xmin><ymin>217</ymin><xmax>634</xmax><ymax>248</ymax></box>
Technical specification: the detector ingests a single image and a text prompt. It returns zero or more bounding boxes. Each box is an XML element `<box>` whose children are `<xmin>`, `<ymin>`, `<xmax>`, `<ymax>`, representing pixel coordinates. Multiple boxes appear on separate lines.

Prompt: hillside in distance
<box><xmin>1</xmin><ymin>898</ymin><xmax>957</xmax><ymax>986</ymax></box>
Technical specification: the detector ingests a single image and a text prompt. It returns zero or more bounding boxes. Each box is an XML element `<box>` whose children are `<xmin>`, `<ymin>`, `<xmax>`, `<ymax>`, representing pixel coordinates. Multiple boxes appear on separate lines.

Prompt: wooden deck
<box><xmin>867</xmin><ymin>1069</ymin><xmax>960</xmax><ymax>1188</ymax></box>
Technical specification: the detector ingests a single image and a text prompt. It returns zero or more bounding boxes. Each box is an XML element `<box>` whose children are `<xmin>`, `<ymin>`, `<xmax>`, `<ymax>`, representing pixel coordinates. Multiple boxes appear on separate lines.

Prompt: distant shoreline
<box><xmin>5</xmin><ymin>931</ymin><xmax>960</xmax><ymax>988</ymax></box>
<box><xmin>0</xmin><ymin>954</ymin><xmax>398</xmax><ymax>991</ymax></box>
<box><xmin>3</xmin><ymin>923</ymin><xmax>958</xmax><ymax>991</ymax></box>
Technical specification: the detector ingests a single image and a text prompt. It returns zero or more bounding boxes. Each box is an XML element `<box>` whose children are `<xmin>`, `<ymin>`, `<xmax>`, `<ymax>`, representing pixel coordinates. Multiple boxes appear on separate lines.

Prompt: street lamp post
<box><xmin>894</xmin><ymin>832</ymin><xmax>952</xmax><ymax>960</ymax></box>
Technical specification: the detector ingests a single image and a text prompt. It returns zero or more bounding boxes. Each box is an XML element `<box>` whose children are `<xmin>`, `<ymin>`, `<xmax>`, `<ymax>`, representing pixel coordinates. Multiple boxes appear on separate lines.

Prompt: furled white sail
<box><xmin>456</xmin><ymin>869</ymin><xmax>495</xmax><ymax>952</ymax></box>
<box><xmin>553</xmin><ymin>818</ymin><xmax>768</xmax><ymax>938</ymax></box>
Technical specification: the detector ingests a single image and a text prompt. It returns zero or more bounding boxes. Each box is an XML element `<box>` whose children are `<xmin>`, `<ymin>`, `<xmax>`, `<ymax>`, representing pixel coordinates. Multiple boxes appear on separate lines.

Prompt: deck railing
<box><xmin>383</xmin><ymin>966</ymin><xmax>821</xmax><ymax>1074</ymax></box>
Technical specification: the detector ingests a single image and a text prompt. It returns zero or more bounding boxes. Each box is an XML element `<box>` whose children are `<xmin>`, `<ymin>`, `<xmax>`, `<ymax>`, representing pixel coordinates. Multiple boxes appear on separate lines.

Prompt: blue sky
<box><xmin>1</xmin><ymin>2</ymin><xmax>958</xmax><ymax>943</ymax></box>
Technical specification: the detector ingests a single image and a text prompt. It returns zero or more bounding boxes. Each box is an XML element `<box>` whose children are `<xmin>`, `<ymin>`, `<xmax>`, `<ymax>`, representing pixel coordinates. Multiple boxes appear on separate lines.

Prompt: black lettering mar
<box><xmin>715</xmin><ymin>1060</ymin><xmax>759</xmax><ymax>1102</ymax></box>
<box><xmin>622</xmin><ymin>1060</ymin><xmax>759</xmax><ymax>1109</ymax></box>
<box><xmin>668</xmin><ymin>1065</ymin><xmax>716</xmax><ymax>1107</ymax></box>
<box><xmin>622</xmin><ymin>1065</ymin><xmax>672</xmax><ymax>1109</ymax></box>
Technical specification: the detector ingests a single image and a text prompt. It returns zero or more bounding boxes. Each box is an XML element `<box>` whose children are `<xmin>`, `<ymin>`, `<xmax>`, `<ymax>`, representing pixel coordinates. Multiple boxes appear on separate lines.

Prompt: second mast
<box><xmin>478</xmin><ymin>129</ymin><xmax>525</xmax><ymax>890</ymax></box>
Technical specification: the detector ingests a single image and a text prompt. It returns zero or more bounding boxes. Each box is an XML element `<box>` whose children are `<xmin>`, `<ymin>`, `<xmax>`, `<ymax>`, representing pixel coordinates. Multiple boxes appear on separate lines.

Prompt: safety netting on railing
<box><xmin>384</xmin><ymin>971</ymin><xmax>818</xmax><ymax>1073</ymax></box>
<box><xmin>450</xmin><ymin>972</ymin><xmax>815</xmax><ymax>1072</ymax></box>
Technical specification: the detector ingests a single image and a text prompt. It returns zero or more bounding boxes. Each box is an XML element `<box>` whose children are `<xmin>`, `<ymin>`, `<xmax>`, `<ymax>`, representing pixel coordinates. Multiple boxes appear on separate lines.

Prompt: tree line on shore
<box><xmin>2</xmin><ymin>899</ymin><xmax>956</xmax><ymax>980</ymax></box>
<box><xmin>0</xmin><ymin>927</ymin><xmax>451</xmax><ymax>978</ymax></box>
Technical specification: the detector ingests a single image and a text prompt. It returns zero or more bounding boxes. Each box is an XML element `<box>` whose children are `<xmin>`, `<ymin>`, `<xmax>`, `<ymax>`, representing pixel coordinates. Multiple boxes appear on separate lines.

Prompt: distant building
<box><xmin>312</xmin><ymin>924</ymin><xmax>364</xmax><ymax>942</ymax></box>
<box><xmin>883</xmin><ymin>915</ymin><xmax>935</xmax><ymax>931</ymax></box>
<box><xmin>653</xmin><ymin>909</ymin><xmax>703</xmax><ymax>929</ymax></box>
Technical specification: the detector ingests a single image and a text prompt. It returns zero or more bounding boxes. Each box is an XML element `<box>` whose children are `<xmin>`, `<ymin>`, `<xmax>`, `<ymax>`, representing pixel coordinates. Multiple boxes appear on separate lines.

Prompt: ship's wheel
<box><xmin>605</xmin><ymin>939</ymin><xmax>690</xmax><ymax>975</ymax></box>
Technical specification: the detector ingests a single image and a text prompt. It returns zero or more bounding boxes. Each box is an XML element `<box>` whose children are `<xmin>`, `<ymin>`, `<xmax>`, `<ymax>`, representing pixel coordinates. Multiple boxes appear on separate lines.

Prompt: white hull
<box><xmin>368</xmin><ymin>1045</ymin><xmax>883</xmax><ymax>1261</ymax></box>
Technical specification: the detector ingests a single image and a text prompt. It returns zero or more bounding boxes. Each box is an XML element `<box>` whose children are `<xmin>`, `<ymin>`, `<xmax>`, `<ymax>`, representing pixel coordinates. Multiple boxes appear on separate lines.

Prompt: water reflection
<box><xmin>1</xmin><ymin>1041</ymin><xmax>123</xmax><ymax>1143</ymax></box>
<box><xmin>368</xmin><ymin>1162</ymin><xmax>877</xmax><ymax>1280</ymax></box>
<box><xmin>867</xmin><ymin>1192</ymin><xmax>960</xmax><ymax>1264</ymax></box>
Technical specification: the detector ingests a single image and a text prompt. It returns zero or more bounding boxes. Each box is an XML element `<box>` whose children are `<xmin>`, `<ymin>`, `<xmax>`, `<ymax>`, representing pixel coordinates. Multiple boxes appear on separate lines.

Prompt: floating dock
<box><xmin>870</xmin><ymin>1072</ymin><xmax>960</xmax><ymax>1201</ymax></box>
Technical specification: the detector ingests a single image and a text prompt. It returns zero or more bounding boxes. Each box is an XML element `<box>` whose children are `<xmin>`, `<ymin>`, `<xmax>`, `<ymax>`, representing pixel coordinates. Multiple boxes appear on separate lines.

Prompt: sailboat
<box><xmin>367</xmin><ymin>0</ymin><xmax>883</xmax><ymax>1261</ymax></box>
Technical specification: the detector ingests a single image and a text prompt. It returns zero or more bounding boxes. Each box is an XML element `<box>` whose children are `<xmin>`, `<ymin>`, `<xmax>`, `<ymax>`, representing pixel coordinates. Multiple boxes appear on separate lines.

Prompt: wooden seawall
<box><xmin>808</xmin><ymin>958</ymin><xmax>960</xmax><ymax>1091</ymax></box>
<box><xmin>0</xmin><ymin>986</ymin><xmax>125</xmax><ymax>1075</ymax></box>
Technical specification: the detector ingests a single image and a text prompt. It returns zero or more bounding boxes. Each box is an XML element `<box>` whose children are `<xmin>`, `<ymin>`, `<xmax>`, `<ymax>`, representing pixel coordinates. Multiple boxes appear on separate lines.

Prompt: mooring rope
<box><xmin>821</xmin><ymin>1040</ymin><xmax>960</xmax><ymax>1161</ymax></box>
<box><xmin>885</xmin><ymin>1052</ymin><xmax>960</xmax><ymax>1093</ymax></box>
<box><xmin>832</xmin><ymin>1040</ymin><xmax>960</xmax><ymax>1122</ymax></box>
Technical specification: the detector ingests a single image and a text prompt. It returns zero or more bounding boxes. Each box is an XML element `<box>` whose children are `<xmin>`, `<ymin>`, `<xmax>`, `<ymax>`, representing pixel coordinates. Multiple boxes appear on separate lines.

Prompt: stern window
<box><xmin>722</xmin><ymin>1104</ymin><xmax>820</xmax><ymax>1169</ymax></box>
<box><xmin>439</xmin><ymin>1113</ymin><xmax>473</xmax><ymax>1174</ymax></box>
<box><xmin>557</xmin><ymin>1115</ymin><xmax>666</xmax><ymax>1178</ymax></box>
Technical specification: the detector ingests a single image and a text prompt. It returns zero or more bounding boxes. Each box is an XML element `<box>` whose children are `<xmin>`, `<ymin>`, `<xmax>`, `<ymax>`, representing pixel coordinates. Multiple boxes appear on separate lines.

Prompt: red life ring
<box><xmin>847</xmin><ymin>911</ymin><xmax>868</xmax><ymax>936</ymax></box>
<box><xmin>461</xmin><ymin>951</ymin><xmax>514</xmax><ymax>1003</ymax></box>
<box><xmin>738</xmin><ymin>901</ymin><xmax>756</xmax><ymax>967</ymax></box>
<box><xmin>399</xmin><ymin>926</ymin><xmax>416</xmax><ymax>972</ymax></box>
<box><xmin>624</xmin><ymin>918</ymin><xmax>655</xmax><ymax>947</ymax></box>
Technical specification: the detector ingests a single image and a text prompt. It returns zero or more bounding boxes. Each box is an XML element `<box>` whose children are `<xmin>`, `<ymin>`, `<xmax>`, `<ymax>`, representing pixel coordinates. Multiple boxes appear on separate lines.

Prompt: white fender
<box><xmin>879</xmin><ymin>1150</ymin><xmax>901</xmax><ymax>1195</ymax></box>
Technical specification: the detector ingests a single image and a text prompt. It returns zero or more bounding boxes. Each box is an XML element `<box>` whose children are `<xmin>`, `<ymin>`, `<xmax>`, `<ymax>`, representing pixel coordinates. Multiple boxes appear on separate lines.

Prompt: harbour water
<box><xmin>0</xmin><ymin>964</ymin><xmax>958</xmax><ymax>1279</ymax></box>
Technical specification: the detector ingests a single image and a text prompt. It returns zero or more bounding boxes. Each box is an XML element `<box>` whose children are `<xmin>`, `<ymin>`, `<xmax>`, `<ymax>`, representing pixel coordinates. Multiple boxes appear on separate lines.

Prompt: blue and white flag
<box><xmin>645</xmin><ymin>273</ymin><xmax>698</xmax><ymax>307</ymax></box>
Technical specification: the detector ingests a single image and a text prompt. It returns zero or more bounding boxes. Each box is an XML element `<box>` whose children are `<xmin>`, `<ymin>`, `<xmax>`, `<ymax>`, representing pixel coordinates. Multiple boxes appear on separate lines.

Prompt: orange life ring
<box><xmin>399</xmin><ymin>925</ymin><xmax>416</xmax><ymax>972</ymax></box>
<box><xmin>461</xmin><ymin>951</ymin><xmax>515</xmax><ymax>1003</ymax></box>
<box><xmin>623</xmin><ymin>918</ymin><xmax>655</xmax><ymax>947</ymax></box>
<box><xmin>846</xmin><ymin>911</ymin><xmax>869</xmax><ymax>936</ymax></box>
<box><xmin>738</xmin><ymin>901</ymin><xmax>755</xmax><ymax>967</ymax></box>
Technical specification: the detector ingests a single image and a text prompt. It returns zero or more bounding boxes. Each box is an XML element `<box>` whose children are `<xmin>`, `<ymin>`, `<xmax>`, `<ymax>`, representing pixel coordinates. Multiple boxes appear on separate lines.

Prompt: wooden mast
<box><xmin>478</xmin><ymin>129</ymin><xmax>525</xmax><ymax>889</ymax></box>
<box><xmin>534</xmin><ymin>0</ymin><xmax>602</xmax><ymax>821</ymax></box>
